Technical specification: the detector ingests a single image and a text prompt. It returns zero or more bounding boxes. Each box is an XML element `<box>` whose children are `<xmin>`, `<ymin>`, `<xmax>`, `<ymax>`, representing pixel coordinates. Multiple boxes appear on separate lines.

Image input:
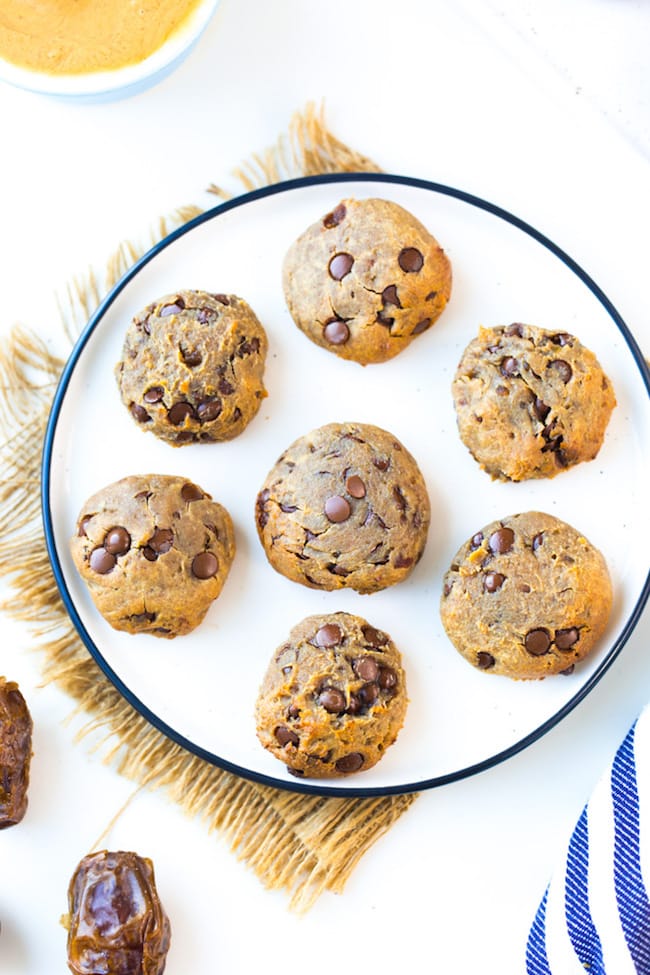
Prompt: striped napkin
<box><xmin>527</xmin><ymin>705</ymin><xmax>650</xmax><ymax>974</ymax></box>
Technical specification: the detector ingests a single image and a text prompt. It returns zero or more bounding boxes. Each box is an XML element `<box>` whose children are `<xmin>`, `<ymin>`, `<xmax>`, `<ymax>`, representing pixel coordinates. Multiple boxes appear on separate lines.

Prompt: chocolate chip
<box><xmin>353</xmin><ymin>657</ymin><xmax>379</xmax><ymax>681</ymax></box>
<box><xmin>167</xmin><ymin>402</ymin><xmax>195</xmax><ymax>425</ymax></box>
<box><xmin>345</xmin><ymin>475</ymin><xmax>366</xmax><ymax>498</ymax></box>
<box><xmin>551</xmin><ymin>333</ymin><xmax>571</xmax><ymax>346</ymax></box>
<box><xmin>192</xmin><ymin>552</ymin><xmax>219</xmax><ymax>579</ymax></box>
<box><xmin>211</xmin><ymin>294</ymin><xmax>230</xmax><ymax>305</ymax></box>
<box><xmin>143</xmin><ymin>386</ymin><xmax>164</xmax><ymax>404</ymax></box>
<box><xmin>484</xmin><ymin>572</ymin><xmax>505</xmax><ymax>592</ymax></box>
<box><xmin>488</xmin><ymin>527</ymin><xmax>515</xmax><ymax>555</ymax></box>
<box><xmin>335</xmin><ymin>752</ymin><xmax>364</xmax><ymax>773</ymax></box>
<box><xmin>318</xmin><ymin>688</ymin><xmax>346</xmax><ymax>713</ymax></box>
<box><xmin>378</xmin><ymin>666</ymin><xmax>397</xmax><ymax>690</ymax></box>
<box><xmin>104</xmin><ymin>527</ymin><xmax>131</xmax><ymax>556</ymax></box>
<box><xmin>346</xmin><ymin>694</ymin><xmax>362</xmax><ymax>715</ymax></box>
<box><xmin>130</xmin><ymin>403</ymin><xmax>151</xmax><ymax>423</ymax></box>
<box><xmin>275</xmin><ymin>726</ymin><xmax>299</xmax><ymax>747</ymax></box>
<box><xmin>500</xmin><ymin>356</ymin><xmax>519</xmax><ymax>377</ymax></box>
<box><xmin>359</xmin><ymin>682</ymin><xmax>379</xmax><ymax>707</ymax></box>
<box><xmin>398</xmin><ymin>247</ymin><xmax>424</xmax><ymax>272</ymax></box>
<box><xmin>147</xmin><ymin>528</ymin><xmax>173</xmax><ymax>554</ymax></box>
<box><xmin>89</xmin><ymin>548</ymin><xmax>116</xmax><ymax>574</ymax></box>
<box><xmin>323</xmin><ymin>203</ymin><xmax>346</xmax><ymax>228</ymax></box>
<box><xmin>324</xmin><ymin>495</ymin><xmax>351</xmax><ymax>523</ymax></box>
<box><xmin>196</xmin><ymin>398</ymin><xmax>222</xmax><ymax>422</ymax></box>
<box><xmin>376</xmin><ymin>309</ymin><xmax>394</xmax><ymax>328</ymax></box>
<box><xmin>549</xmin><ymin>359</ymin><xmax>573</xmax><ymax>383</ymax></box>
<box><xmin>533</xmin><ymin>398</ymin><xmax>551</xmax><ymax>422</ymax></box>
<box><xmin>129</xmin><ymin>611</ymin><xmax>156</xmax><ymax>624</ymax></box>
<box><xmin>159</xmin><ymin>298</ymin><xmax>185</xmax><ymax>316</ymax></box>
<box><xmin>532</xmin><ymin>533</ymin><xmax>544</xmax><ymax>551</ymax></box>
<box><xmin>504</xmin><ymin>323</ymin><xmax>524</xmax><ymax>337</ymax></box>
<box><xmin>477</xmin><ymin>652</ymin><xmax>495</xmax><ymax>669</ymax></box>
<box><xmin>196</xmin><ymin>308</ymin><xmax>216</xmax><ymax>324</ymax></box>
<box><xmin>361</xmin><ymin>625</ymin><xmax>387</xmax><ymax>647</ymax></box>
<box><xmin>315</xmin><ymin>624</ymin><xmax>342</xmax><ymax>647</ymax></box>
<box><xmin>240</xmin><ymin>336</ymin><xmax>261</xmax><ymax>358</ymax></box>
<box><xmin>218</xmin><ymin>377</ymin><xmax>234</xmax><ymax>395</ymax></box>
<box><xmin>470</xmin><ymin>532</ymin><xmax>484</xmax><ymax>550</ymax></box>
<box><xmin>525</xmin><ymin>628</ymin><xmax>551</xmax><ymax>655</ymax></box>
<box><xmin>181</xmin><ymin>483</ymin><xmax>205</xmax><ymax>502</ymax></box>
<box><xmin>412</xmin><ymin>318</ymin><xmax>432</xmax><ymax>335</ymax></box>
<box><xmin>381</xmin><ymin>284</ymin><xmax>401</xmax><ymax>308</ymax></box>
<box><xmin>372</xmin><ymin>457</ymin><xmax>390</xmax><ymax>472</ymax></box>
<box><xmin>328</xmin><ymin>253</ymin><xmax>354</xmax><ymax>280</ymax></box>
<box><xmin>394</xmin><ymin>554</ymin><xmax>413</xmax><ymax>569</ymax></box>
<box><xmin>77</xmin><ymin>515</ymin><xmax>92</xmax><ymax>537</ymax></box>
<box><xmin>256</xmin><ymin>489</ymin><xmax>270</xmax><ymax>529</ymax></box>
<box><xmin>323</xmin><ymin>318</ymin><xmax>350</xmax><ymax>345</ymax></box>
<box><xmin>555</xmin><ymin>627</ymin><xmax>579</xmax><ymax>650</ymax></box>
<box><xmin>560</xmin><ymin>664</ymin><xmax>576</xmax><ymax>676</ymax></box>
<box><xmin>180</xmin><ymin>347</ymin><xmax>202</xmax><ymax>367</ymax></box>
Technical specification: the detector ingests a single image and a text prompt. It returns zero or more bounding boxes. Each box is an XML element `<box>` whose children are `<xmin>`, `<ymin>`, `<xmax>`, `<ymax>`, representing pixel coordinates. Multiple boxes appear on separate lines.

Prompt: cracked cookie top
<box><xmin>255</xmin><ymin>421</ymin><xmax>431</xmax><ymax>594</ymax></box>
<box><xmin>282</xmin><ymin>197</ymin><xmax>452</xmax><ymax>365</ymax></box>
<box><xmin>451</xmin><ymin>322</ymin><xmax>616</xmax><ymax>480</ymax></box>
<box><xmin>115</xmin><ymin>290</ymin><xmax>268</xmax><ymax>446</ymax></box>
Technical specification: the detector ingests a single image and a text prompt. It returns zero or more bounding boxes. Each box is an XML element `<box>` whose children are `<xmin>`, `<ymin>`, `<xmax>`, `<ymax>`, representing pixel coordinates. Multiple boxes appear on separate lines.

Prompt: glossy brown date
<box><xmin>0</xmin><ymin>677</ymin><xmax>33</xmax><ymax>828</ymax></box>
<box><xmin>66</xmin><ymin>850</ymin><xmax>171</xmax><ymax>975</ymax></box>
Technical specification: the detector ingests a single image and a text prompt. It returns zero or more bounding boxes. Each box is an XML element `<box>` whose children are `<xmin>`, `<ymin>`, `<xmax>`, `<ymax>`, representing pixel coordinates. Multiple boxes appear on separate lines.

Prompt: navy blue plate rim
<box><xmin>41</xmin><ymin>172</ymin><xmax>650</xmax><ymax>798</ymax></box>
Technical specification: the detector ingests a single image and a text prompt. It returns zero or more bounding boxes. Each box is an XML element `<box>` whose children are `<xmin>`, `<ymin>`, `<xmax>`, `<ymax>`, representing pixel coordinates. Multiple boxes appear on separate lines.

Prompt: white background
<box><xmin>1</xmin><ymin>1</ymin><xmax>649</xmax><ymax>972</ymax></box>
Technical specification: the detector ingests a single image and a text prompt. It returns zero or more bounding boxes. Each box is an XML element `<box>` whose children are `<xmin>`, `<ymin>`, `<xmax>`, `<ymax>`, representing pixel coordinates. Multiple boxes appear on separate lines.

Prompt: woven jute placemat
<box><xmin>0</xmin><ymin>103</ymin><xmax>417</xmax><ymax>912</ymax></box>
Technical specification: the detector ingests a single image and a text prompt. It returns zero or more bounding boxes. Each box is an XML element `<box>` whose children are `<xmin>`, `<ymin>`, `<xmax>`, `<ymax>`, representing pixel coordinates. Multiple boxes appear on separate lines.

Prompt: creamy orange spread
<box><xmin>0</xmin><ymin>0</ymin><xmax>203</xmax><ymax>75</ymax></box>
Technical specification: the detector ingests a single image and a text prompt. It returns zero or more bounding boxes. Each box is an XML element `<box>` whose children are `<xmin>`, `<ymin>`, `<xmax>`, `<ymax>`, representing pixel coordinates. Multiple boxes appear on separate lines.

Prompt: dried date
<box><xmin>0</xmin><ymin>677</ymin><xmax>33</xmax><ymax>829</ymax></box>
<box><xmin>66</xmin><ymin>850</ymin><xmax>171</xmax><ymax>975</ymax></box>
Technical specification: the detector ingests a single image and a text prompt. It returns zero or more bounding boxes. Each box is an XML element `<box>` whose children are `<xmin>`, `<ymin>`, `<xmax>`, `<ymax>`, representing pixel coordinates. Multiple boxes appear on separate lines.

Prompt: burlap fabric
<box><xmin>0</xmin><ymin>104</ymin><xmax>417</xmax><ymax>912</ymax></box>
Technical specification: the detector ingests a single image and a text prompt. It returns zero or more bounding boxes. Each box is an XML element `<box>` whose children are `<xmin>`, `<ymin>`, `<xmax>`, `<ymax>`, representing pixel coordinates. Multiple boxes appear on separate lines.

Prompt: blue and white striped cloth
<box><xmin>527</xmin><ymin>706</ymin><xmax>650</xmax><ymax>974</ymax></box>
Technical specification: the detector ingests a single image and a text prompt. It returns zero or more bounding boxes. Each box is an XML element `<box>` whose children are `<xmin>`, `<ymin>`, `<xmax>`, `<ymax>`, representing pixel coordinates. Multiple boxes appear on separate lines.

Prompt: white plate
<box><xmin>43</xmin><ymin>174</ymin><xmax>650</xmax><ymax>797</ymax></box>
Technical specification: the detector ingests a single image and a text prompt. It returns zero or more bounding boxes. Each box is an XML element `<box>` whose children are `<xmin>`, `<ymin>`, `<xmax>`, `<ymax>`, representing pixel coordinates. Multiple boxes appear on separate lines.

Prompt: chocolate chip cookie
<box><xmin>282</xmin><ymin>197</ymin><xmax>452</xmax><ymax>365</ymax></box>
<box><xmin>115</xmin><ymin>290</ymin><xmax>268</xmax><ymax>446</ymax></box>
<box><xmin>70</xmin><ymin>474</ymin><xmax>235</xmax><ymax>638</ymax></box>
<box><xmin>451</xmin><ymin>323</ymin><xmax>616</xmax><ymax>480</ymax></box>
<box><xmin>255</xmin><ymin>422</ymin><xmax>430</xmax><ymax>594</ymax></box>
<box><xmin>440</xmin><ymin>511</ymin><xmax>612</xmax><ymax>679</ymax></box>
<box><xmin>255</xmin><ymin>612</ymin><xmax>408</xmax><ymax>778</ymax></box>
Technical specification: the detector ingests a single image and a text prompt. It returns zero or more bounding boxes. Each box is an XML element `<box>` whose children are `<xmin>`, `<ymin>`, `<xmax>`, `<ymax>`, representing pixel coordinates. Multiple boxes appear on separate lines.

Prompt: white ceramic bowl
<box><xmin>0</xmin><ymin>0</ymin><xmax>220</xmax><ymax>102</ymax></box>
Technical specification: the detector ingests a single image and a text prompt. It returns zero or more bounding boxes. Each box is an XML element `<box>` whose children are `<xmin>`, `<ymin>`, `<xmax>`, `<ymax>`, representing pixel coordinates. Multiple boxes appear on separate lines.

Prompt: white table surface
<box><xmin>1</xmin><ymin>1</ymin><xmax>649</xmax><ymax>972</ymax></box>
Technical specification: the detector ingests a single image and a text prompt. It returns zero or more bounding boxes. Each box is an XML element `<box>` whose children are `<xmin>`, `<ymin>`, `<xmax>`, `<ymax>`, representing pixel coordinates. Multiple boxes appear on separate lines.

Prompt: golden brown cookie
<box><xmin>115</xmin><ymin>290</ymin><xmax>268</xmax><ymax>446</ymax></box>
<box><xmin>282</xmin><ymin>197</ymin><xmax>452</xmax><ymax>365</ymax></box>
<box><xmin>451</xmin><ymin>323</ymin><xmax>616</xmax><ymax>480</ymax></box>
<box><xmin>255</xmin><ymin>421</ymin><xmax>430</xmax><ymax>594</ymax></box>
<box><xmin>255</xmin><ymin>612</ymin><xmax>408</xmax><ymax>778</ymax></box>
<box><xmin>440</xmin><ymin>511</ymin><xmax>612</xmax><ymax>679</ymax></box>
<box><xmin>70</xmin><ymin>474</ymin><xmax>235</xmax><ymax>638</ymax></box>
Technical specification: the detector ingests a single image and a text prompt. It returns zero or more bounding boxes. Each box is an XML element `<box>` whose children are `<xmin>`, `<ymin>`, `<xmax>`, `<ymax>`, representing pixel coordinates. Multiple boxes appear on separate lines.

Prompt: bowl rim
<box><xmin>0</xmin><ymin>0</ymin><xmax>220</xmax><ymax>97</ymax></box>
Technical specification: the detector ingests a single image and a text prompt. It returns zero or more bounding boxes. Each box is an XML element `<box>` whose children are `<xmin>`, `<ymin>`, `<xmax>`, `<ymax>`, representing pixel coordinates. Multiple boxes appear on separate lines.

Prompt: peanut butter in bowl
<box><xmin>0</xmin><ymin>0</ymin><xmax>220</xmax><ymax>99</ymax></box>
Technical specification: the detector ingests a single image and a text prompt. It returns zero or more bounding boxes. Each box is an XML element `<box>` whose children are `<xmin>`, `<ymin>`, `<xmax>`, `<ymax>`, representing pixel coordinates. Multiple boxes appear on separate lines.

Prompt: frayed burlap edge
<box><xmin>0</xmin><ymin>102</ymin><xmax>416</xmax><ymax>913</ymax></box>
